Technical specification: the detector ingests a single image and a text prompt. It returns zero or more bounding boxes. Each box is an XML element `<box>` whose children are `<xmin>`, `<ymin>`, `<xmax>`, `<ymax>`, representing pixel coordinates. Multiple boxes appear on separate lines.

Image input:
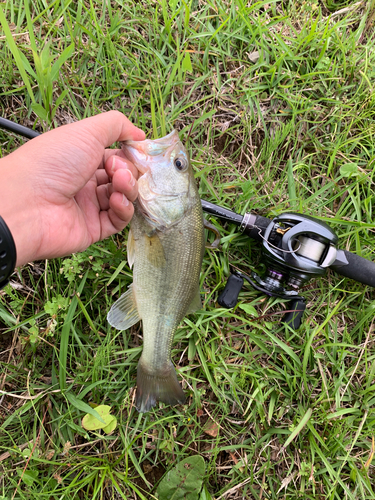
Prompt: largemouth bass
<box><xmin>107</xmin><ymin>130</ymin><xmax>205</xmax><ymax>412</ymax></box>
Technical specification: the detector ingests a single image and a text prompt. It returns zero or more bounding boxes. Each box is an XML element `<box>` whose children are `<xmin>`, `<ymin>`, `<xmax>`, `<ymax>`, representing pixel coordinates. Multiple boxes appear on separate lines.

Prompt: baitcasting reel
<box><xmin>202</xmin><ymin>201</ymin><xmax>375</xmax><ymax>329</ymax></box>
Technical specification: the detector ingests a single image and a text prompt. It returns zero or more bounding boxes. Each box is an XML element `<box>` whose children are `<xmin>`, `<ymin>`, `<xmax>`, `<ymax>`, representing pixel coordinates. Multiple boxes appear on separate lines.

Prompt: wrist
<box><xmin>0</xmin><ymin>216</ymin><xmax>17</xmax><ymax>289</ymax></box>
<box><xmin>0</xmin><ymin>155</ymin><xmax>42</xmax><ymax>267</ymax></box>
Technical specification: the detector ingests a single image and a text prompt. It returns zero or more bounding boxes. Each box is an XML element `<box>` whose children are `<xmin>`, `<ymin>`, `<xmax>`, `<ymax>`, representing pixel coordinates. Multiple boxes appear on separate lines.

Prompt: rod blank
<box><xmin>0</xmin><ymin>117</ymin><xmax>41</xmax><ymax>139</ymax></box>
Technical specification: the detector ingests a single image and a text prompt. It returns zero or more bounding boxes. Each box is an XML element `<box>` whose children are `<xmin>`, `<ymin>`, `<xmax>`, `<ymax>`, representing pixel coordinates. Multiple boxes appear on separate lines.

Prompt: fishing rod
<box><xmin>0</xmin><ymin>117</ymin><xmax>40</xmax><ymax>139</ymax></box>
<box><xmin>2</xmin><ymin>117</ymin><xmax>375</xmax><ymax>329</ymax></box>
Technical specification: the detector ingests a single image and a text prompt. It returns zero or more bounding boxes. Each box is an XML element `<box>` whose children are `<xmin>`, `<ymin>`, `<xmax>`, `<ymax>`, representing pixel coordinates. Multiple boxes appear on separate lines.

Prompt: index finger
<box><xmin>102</xmin><ymin>149</ymin><xmax>140</xmax><ymax>180</ymax></box>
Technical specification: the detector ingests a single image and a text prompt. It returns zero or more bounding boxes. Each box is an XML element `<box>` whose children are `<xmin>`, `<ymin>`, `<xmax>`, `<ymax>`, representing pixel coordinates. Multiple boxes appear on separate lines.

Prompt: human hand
<box><xmin>0</xmin><ymin>111</ymin><xmax>145</xmax><ymax>267</ymax></box>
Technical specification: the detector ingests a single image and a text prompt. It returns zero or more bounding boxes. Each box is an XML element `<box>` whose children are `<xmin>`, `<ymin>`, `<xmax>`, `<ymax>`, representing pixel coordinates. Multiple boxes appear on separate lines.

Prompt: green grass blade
<box><xmin>281</xmin><ymin>408</ymin><xmax>313</xmax><ymax>452</ymax></box>
<box><xmin>65</xmin><ymin>392</ymin><xmax>106</xmax><ymax>425</ymax></box>
<box><xmin>0</xmin><ymin>5</ymin><xmax>35</xmax><ymax>102</ymax></box>
<box><xmin>59</xmin><ymin>271</ymin><xmax>88</xmax><ymax>391</ymax></box>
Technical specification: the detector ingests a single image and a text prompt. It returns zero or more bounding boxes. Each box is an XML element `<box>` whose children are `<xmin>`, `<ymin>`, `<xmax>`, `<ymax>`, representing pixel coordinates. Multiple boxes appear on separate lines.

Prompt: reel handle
<box><xmin>218</xmin><ymin>273</ymin><xmax>306</xmax><ymax>329</ymax></box>
<box><xmin>217</xmin><ymin>273</ymin><xmax>244</xmax><ymax>308</ymax></box>
<box><xmin>282</xmin><ymin>299</ymin><xmax>306</xmax><ymax>330</ymax></box>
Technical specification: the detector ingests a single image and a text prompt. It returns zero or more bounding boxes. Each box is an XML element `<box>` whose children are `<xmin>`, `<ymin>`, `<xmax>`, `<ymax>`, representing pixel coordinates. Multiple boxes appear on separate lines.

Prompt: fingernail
<box><xmin>111</xmin><ymin>156</ymin><xmax>117</xmax><ymax>174</ymax></box>
<box><xmin>126</xmin><ymin>169</ymin><xmax>136</xmax><ymax>187</ymax></box>
<box><xmin>122</xmin><ymin>194</ymin><xmax>130</xmax><ymax>206</ymax></box>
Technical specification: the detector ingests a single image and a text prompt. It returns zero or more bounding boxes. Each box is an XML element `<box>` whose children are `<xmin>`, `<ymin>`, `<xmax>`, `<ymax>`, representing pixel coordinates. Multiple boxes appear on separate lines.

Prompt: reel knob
<box><xmin>282</xmin><ymin>298</ymin><xmax>306</xmax><ymax>330</ymax></box>
<box><xmin>217</xmin><ymin>273</ymin><xmax>244</xmax><ymax>308</ymax></box>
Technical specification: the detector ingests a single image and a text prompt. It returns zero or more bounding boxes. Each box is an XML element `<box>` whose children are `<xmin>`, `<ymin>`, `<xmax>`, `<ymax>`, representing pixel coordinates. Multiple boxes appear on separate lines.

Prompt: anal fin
<box><xmin>186</xmin><ymin>287</ymin><xmax>202</xmax><ymax>314</ymax></box>
<box><xmin>107</xmin><ymin>283</ymin><xmax>141</xmax><ymax>330</ymax></box>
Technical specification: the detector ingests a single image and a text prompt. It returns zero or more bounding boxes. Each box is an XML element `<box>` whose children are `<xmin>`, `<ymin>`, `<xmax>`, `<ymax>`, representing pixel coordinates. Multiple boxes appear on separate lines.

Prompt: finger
<box><xmin>97</xmin><ymin>148</ymin><xmax>125</xmax><ymax>170</ymax></box>
<box><xmin>22</xmin><ymin>112</ymin><xmax>145</xmax><ymax>165</ymax></box>
<box><xmin>98</xmin><ymin>149</ymin><xmax>117</xmax><ymax>170</ymax></box>
<box><xmin>97</xmin><ymin>184</ymin><xmax>110</xmax><ymax>211</ymax></box>
<box><xmin>99</xmin><ymin>192</ymin><xmax>134</xmax><ymax>239</ymax></box>
<box><xmin>101</xmin><ymin>148</ymin><xmax>125</xmax><ymax>167</ymax></box>
<box><xmin>112</xmin><ymin>168</ymin><xmax>138</xmax><ymax>202</ymax></box>
<box><xmin>81</xmin><ymin>110</ymin><xmax>146</xmax><ymax>149</ymax></box>
<box><xmin>97</xmin><ymin>167</ymin><xmax>137</xmax><ymax>213</ymax></box>
<box><xmin>95</xmin><ymin>169</ymin><xmax>109</xmax><ymax>186</ymax></box>
<box><xmin>105</xmin><ymin>154</ymin><xmax>140</xmax><ymax>180</ymax></box>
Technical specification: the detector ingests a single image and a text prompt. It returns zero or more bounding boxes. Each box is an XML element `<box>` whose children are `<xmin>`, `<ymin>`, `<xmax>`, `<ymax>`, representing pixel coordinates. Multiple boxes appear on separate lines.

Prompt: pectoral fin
<box><xmin>107</xmin><ymin>284</ymin><xmax>141</xmax><ymax>330</ymax></box>
<box><xmin>127</xmin><ymin>229</ymin><xmax>136</xmax><ymax>269</ymax></box>
<box><xmin>128</xmin><ymin>229</ymin><xmax>166</xmax><ymax>268</ymax></box>
<box><xmin>145</xmin><ymin>233</ymin><xmax>166</xmax><ymax>268</ymax></box>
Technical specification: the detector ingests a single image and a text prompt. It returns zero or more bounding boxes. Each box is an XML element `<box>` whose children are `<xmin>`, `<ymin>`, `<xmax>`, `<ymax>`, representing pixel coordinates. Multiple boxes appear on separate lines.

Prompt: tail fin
<box><xmin>136</xmin><ymin>361</ymin><xmax>186</xmax><ymax>413</ymax></box>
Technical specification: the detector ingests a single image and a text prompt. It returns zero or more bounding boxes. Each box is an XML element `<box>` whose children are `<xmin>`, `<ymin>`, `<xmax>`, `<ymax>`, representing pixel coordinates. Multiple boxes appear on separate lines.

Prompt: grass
<box><xmin>1</xmin><ymin>0</ymin><xmax>375</xmax><ymax>498</ymax></box>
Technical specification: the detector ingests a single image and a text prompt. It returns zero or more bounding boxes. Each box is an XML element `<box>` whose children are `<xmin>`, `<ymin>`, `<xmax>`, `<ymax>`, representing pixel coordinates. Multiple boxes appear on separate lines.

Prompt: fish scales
<box><xmin>107</xmin><ymin>130</ymin><xmax>204</xmax><ymax>412</ymax></box>
<box><xmin>133</xmin><ymin>201</ymin><xmax>204</xmax><ymax>373</ymax></box>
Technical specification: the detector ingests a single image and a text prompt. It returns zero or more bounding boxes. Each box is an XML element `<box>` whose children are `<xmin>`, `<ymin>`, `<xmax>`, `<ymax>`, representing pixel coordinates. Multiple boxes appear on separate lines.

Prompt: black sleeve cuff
<box><xmin>0</xmin><ymin>216</ymin><xmax>17</xmax><ymax>290</ymax></box>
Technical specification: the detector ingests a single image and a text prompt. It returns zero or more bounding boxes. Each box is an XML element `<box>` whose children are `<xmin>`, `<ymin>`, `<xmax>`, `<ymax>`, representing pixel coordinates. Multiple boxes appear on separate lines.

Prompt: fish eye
<box><xmin>174</xmin><ymin>157</ymin><xmax>187</xmax><ymax>171</ymax></box>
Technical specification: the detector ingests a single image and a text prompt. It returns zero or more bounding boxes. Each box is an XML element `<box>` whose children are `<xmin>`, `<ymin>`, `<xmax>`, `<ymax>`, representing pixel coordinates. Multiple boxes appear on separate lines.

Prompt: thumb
<box><xmin>14</xmin><ymin>111</ymin><xmax>146</xmax><ymax>161</ymax></box>
<box><xmin>71</xmin><ymin>111</ymin><xmax>146</xmax><ymax>148</ymax></box>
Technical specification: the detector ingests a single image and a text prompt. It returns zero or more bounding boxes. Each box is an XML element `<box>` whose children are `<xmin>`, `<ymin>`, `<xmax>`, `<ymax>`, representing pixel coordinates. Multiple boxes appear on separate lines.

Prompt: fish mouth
<box><xmin>121</xmin><ymin>130</ymin><xmax>180</xmax><ymax>175</ymax></box>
